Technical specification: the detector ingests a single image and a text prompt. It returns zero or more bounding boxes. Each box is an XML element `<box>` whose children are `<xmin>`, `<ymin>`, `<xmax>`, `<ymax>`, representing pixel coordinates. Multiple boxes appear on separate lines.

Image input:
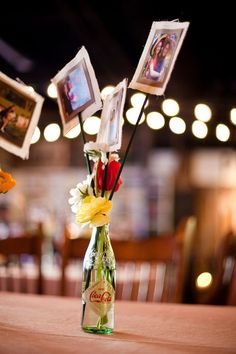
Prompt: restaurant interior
<box><xmin>0</xmin><ymin>2</ymin><xmax>236</xmax><ymax>309</ymax></box>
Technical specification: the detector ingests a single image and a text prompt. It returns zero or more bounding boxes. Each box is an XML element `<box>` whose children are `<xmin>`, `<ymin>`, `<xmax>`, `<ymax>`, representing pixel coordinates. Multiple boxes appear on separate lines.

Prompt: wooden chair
<box><xmin>0</xmin><ymin>224</ymin><xmax>43</xmax><ymax>294</ymax></box>
<box><xmin>114</xmin><ymin>216</ymin><xmax>196</xmax><ymax>302</ymax></box>
<box><xmin>60</xmin><ymin>216</ymin><xmax>196</xmax><ymax>302</ymax></box>
<box><xmin>60</xmin><ymin>226</ymin><xmax>89</xmax><ymax>296</ymax></box>
<box><xmin>227</xmin><ymin>261</ymin><xmax>236</xmax><ymax>306</ymax></box>
<box><xmin>206</xmin><ymin>231</ymin><xmax>236</xmax><ymax>305</ymax></box>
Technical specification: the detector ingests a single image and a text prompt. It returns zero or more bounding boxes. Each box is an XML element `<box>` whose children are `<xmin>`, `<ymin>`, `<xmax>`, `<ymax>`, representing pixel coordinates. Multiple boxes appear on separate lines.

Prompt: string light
<box><xmin>130</xmin><ymin>93</ymin><xmax>149</xmax><ymax>109</ymax></box>
<box><xmin>162</xmin><ymin>98</ymin><xmax>179</xmax><ymax>116</ymax></box>
<box><xmin>126</xmin><ymin>107</ymin><xmax>145</xmax><ymax>125</ymax></box>
<box><xmin>230</xmin><ymin>108</ymin><xmax>236</xmax><ymax>125</ymax></box>
<box><xmin>192</xmin><ymin>120</ymin><xmax>208</xmax><ymax>139</ymax></box>
<box><xmin>83</xmin><ymin>116</ymin><xmax>100</xmax><ymax>135</ymax></box>
<box><xmin>41</xmin><ymin>91</ymin><xmax>235</xmax><ymax>143</ymax></box>
<box><xmin>169</xmin><ymin>117</ymin><xmax>186</xmax><ymax>134</ymax></box>
<box><xmin>44</xmin><ymin>123</ymin><xmax>61</xmax><ymax>142</ymax></box>
<box><xmin>47</xmin><ymin>82</ymin><xmax>57</xmax><ymax>98</ymax></box>
<box><xmin>31</xmin><ymin>127</ymin><xmax>41</xmax><ymax>144</ymax></box>
<box><xmin>101</xmin><ymin>85</ymin><xmax>115</xmax><ymax>100</ymax></box>
<box><xmin>146</xmin><ymin>112</ymin><xmax>165</xmax><ymax>130</ymax></box>
<box><xmin>194</xmin><ymin>103</ymin><xmax>212</xmax><ymax>122</ymax></box>
<box><xmin>216</xmin><ymin>124</ymin><xmax>230</xmax><ymax>142</ymax></box>
<box><xmin>196</xmin><ymin>272</ymin><xmax>212</xmax><ymax>288</ymax></box>
<box><xmin>65</xmin><ymin>125</ymin><xmax>81</xmax><ymax>139</ymax></box>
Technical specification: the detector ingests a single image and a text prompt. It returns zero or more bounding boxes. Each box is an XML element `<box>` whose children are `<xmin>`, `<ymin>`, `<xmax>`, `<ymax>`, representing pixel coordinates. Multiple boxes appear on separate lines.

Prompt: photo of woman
<box><xmin>97</xmin><ymin>78</ymin><xmax>127</xmax><ymax>152</ymax></box>
<box><xmin>143</xmin><ymin>34</ymin><xmax>173</xmax><ymax>82</ymax></box>
<box><xmin>129</xmin><ymin>21</ymin><xmax>190</xmax><ymax>96</ymax></box>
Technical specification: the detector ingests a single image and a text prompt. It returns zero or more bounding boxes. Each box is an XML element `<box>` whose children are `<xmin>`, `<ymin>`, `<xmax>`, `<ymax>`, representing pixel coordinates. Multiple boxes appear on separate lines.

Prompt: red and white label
<box><xmin>83</xmin><ymin>279</ymin><xmax>115</xmax><ymax>317</ymax></box>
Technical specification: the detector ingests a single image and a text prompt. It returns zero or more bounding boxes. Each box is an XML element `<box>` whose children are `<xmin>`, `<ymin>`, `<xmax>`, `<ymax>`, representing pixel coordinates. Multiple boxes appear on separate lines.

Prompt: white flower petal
<box><xmin>71</xmin><ymin>204</ymin><xmax>79</xmax><ymax>214</ymax></box>
<box><xmin>69</xmin><ymin>188</ymin><xmax>77</xmax><ymax>196</ymax></box>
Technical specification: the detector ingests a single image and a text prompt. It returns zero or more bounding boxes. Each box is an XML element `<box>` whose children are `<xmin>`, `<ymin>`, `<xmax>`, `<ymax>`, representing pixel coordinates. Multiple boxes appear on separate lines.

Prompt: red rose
<box><xmin>97</xmin><ymin>160</ymin><xmax>122</xmax><ymax>192</ymax></box>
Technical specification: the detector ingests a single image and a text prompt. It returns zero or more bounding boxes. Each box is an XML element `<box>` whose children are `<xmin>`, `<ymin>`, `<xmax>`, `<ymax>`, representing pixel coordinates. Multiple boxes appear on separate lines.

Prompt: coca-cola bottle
<box><xmin>81</xmin><ymin>224</ymin><xmax>116</xmax><ymax>334</ymax></box>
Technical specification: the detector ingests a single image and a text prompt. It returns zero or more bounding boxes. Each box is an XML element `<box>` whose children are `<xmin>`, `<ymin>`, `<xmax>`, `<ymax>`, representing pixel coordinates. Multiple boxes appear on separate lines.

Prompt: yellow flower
<box><xmin>76</xmin><ymin>196</ymin><xmax>112</xmax><ymax>227</ymax></box>
<box><xmin>0</xmin><ymin>169</ymin><xmax>16</xmax><ymax>194</ymax></box>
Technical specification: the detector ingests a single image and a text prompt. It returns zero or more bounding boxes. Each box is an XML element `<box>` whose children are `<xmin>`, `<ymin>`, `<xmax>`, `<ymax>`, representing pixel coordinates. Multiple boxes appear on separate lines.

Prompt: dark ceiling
<box><xmin>0</xmin><ymin>1</ymin><xmax>236</xmax><ymax>148</ymax></box>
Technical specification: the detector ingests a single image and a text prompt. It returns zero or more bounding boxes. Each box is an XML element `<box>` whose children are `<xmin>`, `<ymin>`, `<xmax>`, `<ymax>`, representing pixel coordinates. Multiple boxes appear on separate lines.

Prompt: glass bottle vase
<box><xmin>81</xmin><ymin>224</ymin><xmax>116</xmax><ymax>334</ymax></box>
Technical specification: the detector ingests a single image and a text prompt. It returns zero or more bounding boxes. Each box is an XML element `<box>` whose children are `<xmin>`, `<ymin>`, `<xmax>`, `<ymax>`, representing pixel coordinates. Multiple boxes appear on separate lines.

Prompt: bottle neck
<box><xmin>90</xmin><ymin>224</ymin><xmax>110</xmax><ymax>249</ymax></box>
<box><xmin>85</xmin><ymin>224</ymin><xmax>115</xmax><ymax>270</ymax></box>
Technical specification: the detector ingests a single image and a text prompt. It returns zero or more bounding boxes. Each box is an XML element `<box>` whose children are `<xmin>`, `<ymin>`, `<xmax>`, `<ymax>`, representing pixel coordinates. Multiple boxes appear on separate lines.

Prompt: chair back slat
<box><xmin>0</xmin><ymin>224</ymin><xmax>43</xmax><ymax>294</ymax></box>
<box><xmin>60</xmin><ymin>217</ymin><xmax>196</xmax><ymax>301</ymax></box>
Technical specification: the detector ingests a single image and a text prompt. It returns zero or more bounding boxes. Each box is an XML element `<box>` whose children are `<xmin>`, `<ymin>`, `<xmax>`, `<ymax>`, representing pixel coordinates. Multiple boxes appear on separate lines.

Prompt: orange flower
<box><xmin>0</xmin><ymin>169</ymin><xmax>16</xmax><ymax>193</ymax></box>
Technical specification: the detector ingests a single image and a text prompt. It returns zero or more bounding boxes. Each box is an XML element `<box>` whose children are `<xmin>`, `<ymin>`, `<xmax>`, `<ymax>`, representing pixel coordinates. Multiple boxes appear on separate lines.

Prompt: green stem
<box><xmin>101</xmin><ymin>153</ymin><xmax>109</xmax><ymax>197</ymax></box>
<box><xmin>96</xmin><ymin>225</ymin><xmax>110</xmax><ymax>328</ymax></box>
<box><xmin>95</xmin><ymin>225</ymin><xmax>105</xmax><ymax>282</ymax></box>
<box><xmin>109</xmin><ymin>94</ymin><xmax>149</xmax><ymax>201</ymax></box>
<box><xmin>81</xmin><ymin>226</ymin><xmax>101</xmax><ymax>324</ymax></box>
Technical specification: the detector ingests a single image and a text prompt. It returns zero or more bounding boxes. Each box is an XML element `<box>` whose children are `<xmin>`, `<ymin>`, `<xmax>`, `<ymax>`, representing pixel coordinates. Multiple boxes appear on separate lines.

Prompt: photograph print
<box><xmin>52</xmin><ymin>46</ymin><xmax>102</xmax><ymax>135</ymax></box>
<box><xmin>129</xmin><ymin>21</ymin><xmax>189</xmax><ymax>96</ymax></box>
<box><xmin>97</xmin><ymin>78</ymin><xmax>127</xmax><ymax>152</ymax></box>
<box><xmin>0</xmin><ymin>72</ymin><xmax>44</xmax><ymax>159</ymax></box>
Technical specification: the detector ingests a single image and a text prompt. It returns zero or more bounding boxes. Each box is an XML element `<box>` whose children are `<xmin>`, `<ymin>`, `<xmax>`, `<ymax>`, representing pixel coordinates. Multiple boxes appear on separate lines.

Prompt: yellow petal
<box><xmin>76</xmin><ymin>195</ymin><xmax>112</xmax><ymax>227</ymax></box>
<box><xmin>83</xmin><ymin>195</ymin><xmax>94</xmax><ymax>204</ymax></box>
<box><xmin>91</xmin><ymin>213</ymin><xmax>110</xmax><ymax>227</ymax></box>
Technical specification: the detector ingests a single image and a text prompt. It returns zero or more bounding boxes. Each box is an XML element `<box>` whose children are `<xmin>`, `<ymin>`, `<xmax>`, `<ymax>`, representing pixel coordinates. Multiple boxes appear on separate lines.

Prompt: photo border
<box><xmin>52</xmin><ymin>46</ymin><xmax>102</xmax><ymax>136</ymax></box>
<box><xmin>129</xmin><ymin>21</ymin><xmax>189</xmax><ymax>96</ymax></box>
<box><xmin>0</xmin><ymin>72</ymin><xmax>44</xmax><ymax>159</ymax></box>
<box><xmin>96</xmin><ymin>78</ymin><xmax>127</xmax><ymax>152</ymax></box>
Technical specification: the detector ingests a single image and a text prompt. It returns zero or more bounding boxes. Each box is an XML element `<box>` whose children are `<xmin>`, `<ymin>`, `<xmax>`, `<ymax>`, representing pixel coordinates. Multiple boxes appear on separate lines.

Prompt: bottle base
<box><xmin>82</xmin><ymin>326</ymin><xmax>113</xmax><ymax>335</ymax></box>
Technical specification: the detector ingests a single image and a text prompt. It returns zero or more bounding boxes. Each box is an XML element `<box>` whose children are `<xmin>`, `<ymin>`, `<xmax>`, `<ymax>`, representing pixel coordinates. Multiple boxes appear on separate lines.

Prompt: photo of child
<box><xmin>0</xmin><ymin>72</ymin><xmax>44</xmax><ymax>159</ymax></box>
<box><xmin>52</xmin><ymin>47</ymin><xmax>102</xmax><ymax>136</ymax></box>
<box><xmin>0</xmin><ymin>105</ymin><xmax>17</xmax><ymax>133</ymax></box>
<box><xmin>61</xmin><ymin>61</ymin><xmax>92</xmax><ymax>118</ymax></box>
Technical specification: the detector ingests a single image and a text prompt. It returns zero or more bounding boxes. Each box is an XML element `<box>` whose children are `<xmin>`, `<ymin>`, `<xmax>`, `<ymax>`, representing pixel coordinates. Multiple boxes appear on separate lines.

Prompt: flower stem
<box><xmin>109</xmin><ymin>94</ymin><xmax>150</xmax><ymax>201</ymax></box>
<box><xmin>101</xmin><ymin>153</ymin><xmax>109</xmax><ymax>197</ymax></box>
<box><xmin>81</xmin><ymin>226</ymin><xmax>101</xmax><ymax>324</ymax></box>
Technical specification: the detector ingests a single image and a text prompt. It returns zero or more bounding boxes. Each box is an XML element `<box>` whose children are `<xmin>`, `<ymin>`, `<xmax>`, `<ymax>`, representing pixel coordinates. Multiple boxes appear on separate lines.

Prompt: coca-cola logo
<box><xmin>89</xmin><ymin>289</ymin><xmax>112</xmax><ymax>303</ymax></box>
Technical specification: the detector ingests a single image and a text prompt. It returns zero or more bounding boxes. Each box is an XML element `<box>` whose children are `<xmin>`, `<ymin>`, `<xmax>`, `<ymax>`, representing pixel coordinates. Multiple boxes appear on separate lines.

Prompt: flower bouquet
<box><xmin>68</xmin><ymin>78</ymin><xmax>127</xmax><ymax>334</ymax></box>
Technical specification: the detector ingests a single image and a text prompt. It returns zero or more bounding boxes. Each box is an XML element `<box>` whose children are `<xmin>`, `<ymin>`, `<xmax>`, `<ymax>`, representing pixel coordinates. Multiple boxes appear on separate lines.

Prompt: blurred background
<box><xmin>0</xmin><ymin>1</ymin><xmax>236</xmax><ymax>304</ymax></box>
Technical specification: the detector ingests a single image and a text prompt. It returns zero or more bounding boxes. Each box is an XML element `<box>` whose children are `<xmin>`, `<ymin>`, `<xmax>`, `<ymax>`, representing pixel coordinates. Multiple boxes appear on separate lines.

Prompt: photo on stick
<box><xmin>97</xmin><ymin>78</ymin><xmax>127</xmax><ymax>152</ymax></box>
<box><xmin>52</xmin><ymin>46</ymin><xmax>102</xmax><ymax>135</ymax></box>
<box><xmin>129</xmin><ymin>21</ymin><xmax>189</xmax><ymax>96</ymax></box>
<box><xmin>0</xmin><ymin>72</ymin><xmax>44</xmax><ymax>159</ymax></box>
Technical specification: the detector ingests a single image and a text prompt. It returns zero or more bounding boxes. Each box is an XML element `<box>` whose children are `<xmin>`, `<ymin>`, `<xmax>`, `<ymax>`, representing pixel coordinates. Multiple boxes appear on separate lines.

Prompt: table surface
<box><xmin>0</xmin><ymin>292</ymin><xmax>236</xmax><ymax>354</ymax></box>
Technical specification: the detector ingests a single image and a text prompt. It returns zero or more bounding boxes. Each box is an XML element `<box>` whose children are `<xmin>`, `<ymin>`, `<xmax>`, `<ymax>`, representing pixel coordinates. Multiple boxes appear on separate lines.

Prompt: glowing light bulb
<box><xmin>83</xmin><ymin>116</ymin><xmax>100</xmax><ymax>135</ymax></box>
<box><xmin>216</xmin><ymin>124</ymin><xmax>230</xmax><ymax>142</ymax></box>
<box><xmin>47</xmin><ymin>82</ymin><xmax>57</xmax><ymax>98</ymax></box>
<box><xmin>196</xmin><ymin>272</ymin><xmax>213</xmax><ymax>288</ymax></box>
<box><xmin>130</xmin><ymin>93</ymin><xmax>149</xmax><ymax>109</ymax></box>
<box><xmin>230</xmin><ymin>108</ymin><xmax>236</xmax><ymax>125</ymax></box>
<box><xmin>146</xmin><ymin>112</ymin><xmax>165</xmax><ymax>130</ymax></box>
<box><xmin>31</xmin><ymin>127</ymin><xmax>41</xmax><ymax>144</ymax></box>
<box><xmin>169</xmin><ymin>117</ymin><xmax>186</xmax><ymax>134</ymax></box>
<box><xmin>194</xmin><ymin>103</ymin><xmax>212</xmax><ymax>122</ymax></box>
<box><xmin>126</xmin><ymin>107</ymin><xmax>145</xmax><ymax>125</ymax></box>
<box><xmin>101</xmin><ymin>86</ymin><xmax>115</xmax><ymax>100</ymax></box>
<box><xmin>162</xmin><ymin>98</ymin><xmax>179</xmax><ymax>116</ymax></box>
<box><xmin>65</xmin><ymin>124</ymin><xmax>81</xmax><ymax>139</ymax></box>
<box><xmin>192</xmin><ymin>120</ymin><xmax>208</xmax><ymax>139</ymax></box>
<box><xmin>44</xmin><ymin>123</ymin><xmax>61</xmax><ymax>142</ymax></box>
